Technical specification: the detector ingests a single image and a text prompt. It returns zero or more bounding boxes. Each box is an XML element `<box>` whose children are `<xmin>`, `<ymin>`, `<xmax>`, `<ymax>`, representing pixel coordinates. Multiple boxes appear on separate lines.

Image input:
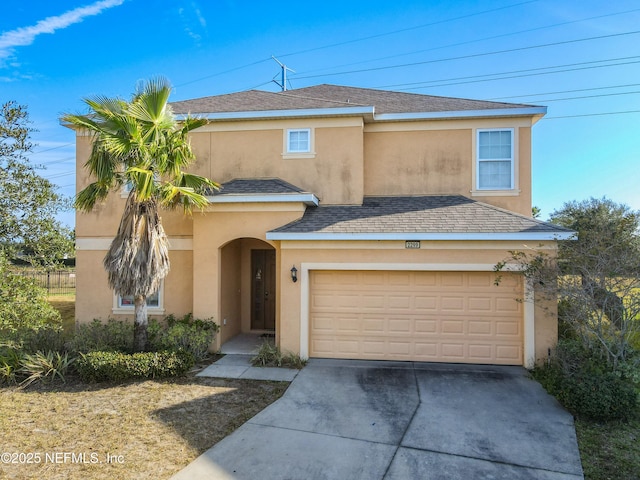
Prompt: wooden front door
<box><xmin>251</xmin><ymin>249</ymin><xmax>276</xmax><ymax>330</ymax></box>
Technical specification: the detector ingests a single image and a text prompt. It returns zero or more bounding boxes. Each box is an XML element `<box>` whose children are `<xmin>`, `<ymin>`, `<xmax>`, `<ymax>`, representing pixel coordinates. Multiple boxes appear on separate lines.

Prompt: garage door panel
<box><xmin>309</xmin><ymin>271</ymin><xmax>523</xmax><ymax>365</ymax></box>
<box><xmin>441</xmin><ymin>296</ymin><xmax>465</xmax><ymax>311</ymax></box>
<box><xmin>468</xmin><ymin>320</ymin><xmax>492</xmax><ymax>335</ymax></box>
<box><xmin>389</xmin><ymin>318</ymin><xmax>411</xmax><ymax>333</ymax></box>
<box><xmin>415</xmin><ymin>296</ymin><xmax>438</xmax><ymax>311</ymax></box>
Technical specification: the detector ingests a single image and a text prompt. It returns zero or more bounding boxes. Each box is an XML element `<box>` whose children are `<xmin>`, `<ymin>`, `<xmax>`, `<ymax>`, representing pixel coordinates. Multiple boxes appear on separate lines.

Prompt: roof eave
<box><xmin>175</xmin><ymin>105</ymin><xmax>546</xmax><ymax>123</ymax></box>
<box><xmin>176</xmin><ymin>106</ymin><xmax>375</xmax><ymax>122</ymax></box>
<box><xmin>207</xmin><ymin>193</ymin><xmax>319</xmax><ymax>206</ymax></box>
<box><xmin>266</xmin><ymin>231</ymin><xmax>574</xmax><ymax>241</ymax></box>
<box><xmin>372</xmin><ymin>106</ymin><xmax>547</xmax><ymax>122</ymax></box>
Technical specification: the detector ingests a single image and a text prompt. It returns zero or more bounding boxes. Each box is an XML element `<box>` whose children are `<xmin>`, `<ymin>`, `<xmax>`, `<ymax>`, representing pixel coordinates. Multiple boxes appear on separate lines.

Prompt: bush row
<box><xmin>1</xmin><ymin>313</ymin><xmax>218</xmax><ymax>386</ymax></box>
<box><xmin>75</xmin><ymin>350</ymin><xmax>195</xmax><ymax>382</ymax></box>
<box><xmin>533</xmin><ymin>339</ymin><xmax>639</xmax><ymax>421</ymax></box>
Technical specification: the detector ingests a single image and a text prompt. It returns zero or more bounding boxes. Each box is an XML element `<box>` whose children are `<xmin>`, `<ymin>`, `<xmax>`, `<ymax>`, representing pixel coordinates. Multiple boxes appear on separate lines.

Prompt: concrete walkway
<box><xmin>197</xmin><ymin>354</ymin><xmax>299</xmax><ymax>382</ymax></box>
<box><xmin>174</xmin><ymin>359</ymin><xmax>584</xmax><ymax>480</ymax></box>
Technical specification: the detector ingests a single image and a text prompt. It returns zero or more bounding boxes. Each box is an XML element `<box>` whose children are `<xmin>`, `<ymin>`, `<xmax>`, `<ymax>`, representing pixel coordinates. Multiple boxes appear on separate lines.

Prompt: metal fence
<box><xmin>15</xmin><ymin>269</ymin><xmax>76</xmax><ymax>295</ymax></box>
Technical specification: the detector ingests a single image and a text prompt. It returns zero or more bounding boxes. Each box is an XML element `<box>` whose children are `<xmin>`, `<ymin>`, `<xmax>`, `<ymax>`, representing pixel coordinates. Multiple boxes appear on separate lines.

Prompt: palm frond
<box><xmin>104</xmin><ymin>195</ymin><xmax>170</xmax><ymax>297</ymax></box>
<box><xmin>74</xmin><ymin>181</ymin><xmax>112</xmax><ymax>212</ymax></box>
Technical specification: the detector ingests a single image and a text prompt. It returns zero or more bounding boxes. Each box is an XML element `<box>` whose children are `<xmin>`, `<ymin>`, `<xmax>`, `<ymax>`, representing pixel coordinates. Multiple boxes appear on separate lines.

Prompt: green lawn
<box><xmin>47</xmin><ymin>294</ymin><xmax>75</xmax><ymax>336</ymax></box>
<box><xmin>575</xmin><ymin>417</ymin><xmax>640</xmax><ymax>479</ymax></box>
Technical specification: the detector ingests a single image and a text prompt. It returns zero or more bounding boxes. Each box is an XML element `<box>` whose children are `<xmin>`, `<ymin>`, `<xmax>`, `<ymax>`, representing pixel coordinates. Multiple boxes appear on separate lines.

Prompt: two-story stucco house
<box><xmin>73</xmin><ymin>84</ymin><xmax>572</xmax><ymax>367</ymax></box>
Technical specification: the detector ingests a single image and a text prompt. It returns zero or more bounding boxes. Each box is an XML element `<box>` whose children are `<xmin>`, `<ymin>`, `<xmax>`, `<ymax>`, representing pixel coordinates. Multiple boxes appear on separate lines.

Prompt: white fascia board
<box><xmin>207</xmin><ymin>193</ymin><xmax>319</xmax><ymax>206</ymax></box>
<box><xmin>176</xmin><ymin>106</ymin><xmax>375</xmax><ymax>121</ymax></box>
<box><xmin>374</xmin><ymin>106</ymin><xmax>547</xmax><ymax>122</ymax></box>
<box><xmin>266</xmin><ymin>231</ymin><xmax>574</xmax><ymax>241</ymax></box>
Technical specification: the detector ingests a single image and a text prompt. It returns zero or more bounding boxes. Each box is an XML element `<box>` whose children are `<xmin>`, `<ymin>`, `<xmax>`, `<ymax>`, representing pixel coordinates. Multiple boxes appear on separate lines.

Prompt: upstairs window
<box><xmin>477</xmin><ymin>129</ymin><xmax>514</xmax><ymax>190</ymax></box>
<box><xmin>287</xmin><ymin>129</ymin><xmax>311</xmax><ymax>153</ymax></box>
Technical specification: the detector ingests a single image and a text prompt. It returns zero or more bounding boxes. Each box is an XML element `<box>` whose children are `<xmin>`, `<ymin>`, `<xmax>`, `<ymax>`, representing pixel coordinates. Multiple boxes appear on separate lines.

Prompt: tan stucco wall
<box><xmin>219</xmin><ymin>241</ymin><xmax>241</xmax><ymax>344</ymax></box>
<box><xmin>189</xmin><ymin>118</ymin><xmax>364</xmax><ymax>205</ymax></box>
<box><xmin>75</xmin><ymin>249</ymin><xmax>193</xmax><ymax>324</ymax></box>
<box><xmin>363</xmin><ymin>121</ymin><xmax>533</xmax><ymax>216</ymax></box>
<box><xmin>364</xmin><ymin>129</ymin><xmax>472</xmax><ymax>196</ymax></box>
<box><xmin>192</xmin><ymin>206</ymin><xmax>304</xmax><ymax>350</ymax></box>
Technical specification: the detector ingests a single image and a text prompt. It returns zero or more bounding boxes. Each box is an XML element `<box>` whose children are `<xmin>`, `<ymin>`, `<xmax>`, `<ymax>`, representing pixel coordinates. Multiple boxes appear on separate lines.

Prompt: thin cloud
<box><xmin>178</xmin><ymin>2</ymin><xmax>207</xmax><ymax>45</ymax></box>
<box><xmin>0</xmin><ymin>0</ymin><xmax>125</xmax><ymax>61</ymax></box>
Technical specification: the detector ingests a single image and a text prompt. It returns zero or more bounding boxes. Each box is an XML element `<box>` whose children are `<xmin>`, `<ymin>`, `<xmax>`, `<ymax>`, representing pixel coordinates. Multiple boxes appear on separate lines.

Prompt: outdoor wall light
<box><xmin>290</xmin><ymin>265</ymin><xmax>298</xmax><ymax>283</ymax></box>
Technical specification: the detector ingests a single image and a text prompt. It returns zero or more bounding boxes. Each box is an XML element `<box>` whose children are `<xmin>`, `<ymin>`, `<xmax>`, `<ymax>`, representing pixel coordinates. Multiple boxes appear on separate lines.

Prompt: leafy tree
<box><xmin>550</xmin><ymin>198</ymin><xmax>640</xmax><ymax>331</ymax></box>
<box><xmin>532</xmin><ymin>206</ymin><xmax>541</xmax><ymax>219</ymax></box>
<box><xmin>61</xmin><ymin>78</ymin><xmax>218</xmax><ymax>352</ymax></box>
<box><xmin>497</xmin><ymin>198</ymin><xmax>640</xmax><ymax>368</ymax></box>
<box><xmin>0</xmin><ymin>101</ymin><xmax>74</xmax><ymax>266</ymax></box>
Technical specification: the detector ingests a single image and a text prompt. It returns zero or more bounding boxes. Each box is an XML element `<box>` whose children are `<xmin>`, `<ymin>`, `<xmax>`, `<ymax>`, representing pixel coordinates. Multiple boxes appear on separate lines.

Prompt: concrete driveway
<box><xmin>172</xmin><ymin>359</ymin><xmax>584</xmax><ymax>480</ymax></box>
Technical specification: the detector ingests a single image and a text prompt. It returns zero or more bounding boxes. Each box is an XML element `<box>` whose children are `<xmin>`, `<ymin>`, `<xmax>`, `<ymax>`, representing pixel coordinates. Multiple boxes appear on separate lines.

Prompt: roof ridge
<box><xmin>285</xmin><ymin>84</ymin><xmax>539</xmax><ymax>109</ymax></box>
<box><xmin>275</xmin><ymin>89</ymin><xmax>370</xmax><ymax>108</ymax></box>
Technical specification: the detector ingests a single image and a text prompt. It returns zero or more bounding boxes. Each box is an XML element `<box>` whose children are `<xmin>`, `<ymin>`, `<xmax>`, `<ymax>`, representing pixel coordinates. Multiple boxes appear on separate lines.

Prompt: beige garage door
<box><xmin>309</xmin><ymin>271</ymin><xmax>523</xmax><ymax>365</ymax></box>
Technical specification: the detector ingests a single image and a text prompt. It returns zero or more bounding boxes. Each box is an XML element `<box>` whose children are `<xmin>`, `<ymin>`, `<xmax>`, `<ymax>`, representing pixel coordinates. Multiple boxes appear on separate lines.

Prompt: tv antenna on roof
<box><xmin>271</xmin><ymin>56</ymin><xmax>295</xmax><ymax>91</ymax></box>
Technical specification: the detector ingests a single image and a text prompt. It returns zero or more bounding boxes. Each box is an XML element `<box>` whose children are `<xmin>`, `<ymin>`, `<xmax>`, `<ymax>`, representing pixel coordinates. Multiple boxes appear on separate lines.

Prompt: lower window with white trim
<box><xmin>112</xmin><ymin>284</ymin><xmax>164</xmax><ymax>314</ymax></box>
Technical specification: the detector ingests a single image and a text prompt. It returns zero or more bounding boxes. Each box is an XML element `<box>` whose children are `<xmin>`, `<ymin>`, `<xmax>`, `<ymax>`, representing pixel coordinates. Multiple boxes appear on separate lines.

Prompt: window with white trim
<box><xmin>113</xmin><ymin>284</ymin><xmax>164</xmax><ymax>314</ymax></box>
<box><xmin>477</xmin><ymin>129</ymin><xmax>514</xmax><ymax>190</ymax></box>
<box><xmin>286</xmin><ymin>128</ymin><xmax>311</xmax><ymax>153</ymax></box>
<box><xmin>118</xmin><ymin>290</ymin><xmax>160</xmax><ymax>308</ymax></box>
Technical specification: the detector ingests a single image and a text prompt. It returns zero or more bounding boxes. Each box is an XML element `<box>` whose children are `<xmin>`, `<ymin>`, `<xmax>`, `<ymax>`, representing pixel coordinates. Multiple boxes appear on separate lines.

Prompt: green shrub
<box><xmin>18</xmin><ymin>350</ymin><xmax>74</xmax><ymax>387</ymax></box>
<box><xmin>533</xmin><ymin>339</ymin><xmax>639</xmax><ymax>420</ymax></box>
<box><xmin>75</xmin><ymin>350</ymin><xmax>195</xmax><ymax>383</ymax></box>
<box><xmin>251</xmin><ymin>341</ymin><xmax>306</xmax><ymax>369</ymax></box>
<box><xmin>0</xmin><ymin>256</ymin><xmax>62</xmax><ymax>334</ymax></box>
<box><xmin>69</xmin><ymin>319</ymin><xmax>133</xmax><ymax>353</ymax></box>
<box><xmin>148</xmin><ymin>314</ymin><xmax>218</xmax><ymax>361</ymax></box>
<box><xmin>0</xmin><ymin>343</ymin><xmax>24</xmax><ymax>385</ymax></box>
<box><xmin>20</xmin><ymin>325</ymin><xmax>66</xmax><ymax>353</ymax></box>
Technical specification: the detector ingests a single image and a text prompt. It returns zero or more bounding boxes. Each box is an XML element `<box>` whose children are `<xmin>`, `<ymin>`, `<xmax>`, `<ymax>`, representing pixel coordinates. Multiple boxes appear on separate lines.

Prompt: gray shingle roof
<box><xmin>172</xmin><ymin>84</ymin><xmax>538</xmax><ymax>116</ymax></box>
<box><xmin>211</xmin><ymin>178</ymin><xmax>308</xmax><ymax>195</ymax></box>
<box><xmin>267</xmin><ymin>195</ymin><xmax>573</xmax><ymax>240</ymax></box>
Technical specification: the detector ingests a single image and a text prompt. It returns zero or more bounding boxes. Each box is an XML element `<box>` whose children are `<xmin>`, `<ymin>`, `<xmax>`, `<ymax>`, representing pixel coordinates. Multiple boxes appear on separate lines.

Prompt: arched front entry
<box><xmin>219</xmin><ymin>238</ymin><xmax>276</xmax><ymax>348</ymax></box>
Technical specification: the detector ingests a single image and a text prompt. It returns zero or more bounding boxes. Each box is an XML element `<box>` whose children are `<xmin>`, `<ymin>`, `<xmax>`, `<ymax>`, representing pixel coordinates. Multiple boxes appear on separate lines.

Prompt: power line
<box><xmin>294</xmin><ymin>7</ymin><xmax>640</xmax><ymax>78</ymax></box>
<box><xmin>292</xmin><ymin>30</ymin><xmax>640</xmax><ymax>81</ymax></box>
<box><xmin>374</xmin><ymin>56</ymin><xmax>640</xmax><ymax>91</ymax></box>
<box><xmin>487</xmin><ymin>83</ymin><xmax>640</xmax><ymax>100</ymax></box>
<box><xmin>521</xmin><ymin>91</ymin><xmax>640</xmax><ymax>103</ymax></box>
<box><xmin>35</xmin><ymin>157</ymin><xmax>76</xmax><ymax>167</ymax></box>
<box><xmin>545</xmin><ymin>110</ymin><xmax>640</xmax><ymax>119</ymax></box>
<box><xmin>30</xmin><ymin>143</ymin><xmax>74</xmax><ymax>155</ymax></box>
<box><xmin>173</xmin><ymin>57</ymin><xmax>272</xmax><ymax>90</ymax></box>
<box><xmin>276</xmin><ymin>0</ymin><xmax>538</xmax><ymax>59</ymax></box>
<box><xmin>43</xmin><ymin>171</ymin><xmax>75</xmax><ymax>180</ymax></box>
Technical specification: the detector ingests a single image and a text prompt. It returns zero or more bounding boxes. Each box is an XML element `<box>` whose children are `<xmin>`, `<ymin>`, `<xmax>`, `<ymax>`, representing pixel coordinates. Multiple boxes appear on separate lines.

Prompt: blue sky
<box><xmin>2</xmin><ymin>0</ymin><xmax>639</xmax><ymax>227</ymax></box>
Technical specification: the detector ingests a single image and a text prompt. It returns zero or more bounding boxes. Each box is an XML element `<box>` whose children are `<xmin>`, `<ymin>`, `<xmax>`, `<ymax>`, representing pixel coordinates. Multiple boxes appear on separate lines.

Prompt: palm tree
<box><xmin>62</xmin><ymin>78</ymin><xmax>218</xmax><ymax>352</ymax></box>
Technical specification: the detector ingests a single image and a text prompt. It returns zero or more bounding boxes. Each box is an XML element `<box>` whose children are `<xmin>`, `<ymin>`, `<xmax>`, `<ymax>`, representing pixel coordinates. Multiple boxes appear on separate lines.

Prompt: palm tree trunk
<box><xmin>133</xmin><ymin>295</ymin><xmax>148</xmax><ymax>352</ymax></box>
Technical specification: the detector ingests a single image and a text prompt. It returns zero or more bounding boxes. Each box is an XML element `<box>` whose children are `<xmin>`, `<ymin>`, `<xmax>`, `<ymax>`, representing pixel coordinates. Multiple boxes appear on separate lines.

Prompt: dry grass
<box><xmin>0</xmin><ymin>374</ymin><xmax>288</xmax><ymax>479</ymax></box>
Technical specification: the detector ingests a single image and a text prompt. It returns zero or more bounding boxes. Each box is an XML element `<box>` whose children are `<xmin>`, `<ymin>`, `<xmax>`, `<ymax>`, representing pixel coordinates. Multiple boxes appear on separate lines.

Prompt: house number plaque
<box><xmin>405</xmin><ymin>241</ymin><xmax>421</xmax><ymax>249</ymax></box>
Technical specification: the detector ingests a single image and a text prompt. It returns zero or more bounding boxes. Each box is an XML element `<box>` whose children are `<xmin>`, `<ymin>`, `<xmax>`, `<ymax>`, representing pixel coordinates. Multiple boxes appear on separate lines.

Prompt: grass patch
<box><xmin>576</xmin><ymin>417</ymin><xmax>640</xmax><ymax>479</ymax></box>
<box><xmin>0</xmin><ymin>372</ymin><xmax>287</xmax><ymax>479</ymax></box>
<box><xmin>250</xmin><ymin>341</ymin><xmax>306</xmax><ymax>369</ymax></box>
<box><xmin>48</xmin><ymin>295</ymin><xmax>75</xmax><ymax>336</ymax></box>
